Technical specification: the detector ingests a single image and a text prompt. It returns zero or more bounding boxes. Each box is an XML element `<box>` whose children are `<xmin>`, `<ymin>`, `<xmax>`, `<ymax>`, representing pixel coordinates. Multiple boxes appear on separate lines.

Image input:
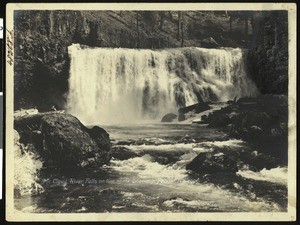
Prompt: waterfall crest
<box><xmin>67</xmin><ymin>44</ymin><xmax>258</xmax><ymax>124</ymax></box>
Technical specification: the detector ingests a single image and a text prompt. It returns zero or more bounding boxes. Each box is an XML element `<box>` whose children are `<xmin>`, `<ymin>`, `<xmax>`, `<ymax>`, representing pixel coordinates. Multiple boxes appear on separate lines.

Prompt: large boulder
<box><xmin>14</xmin><ymin>112</ymin><xmax>111</xmax><ymax>169</ymax></box>
<box><xmin>161</xmin><ymin>113</ymin><xmax>177</xmax><ymax>122</ymax></box>
<box><xmin>186</xmin><ymin>152</ymin><xmax>238</xmax><ymax>174</ymax></box>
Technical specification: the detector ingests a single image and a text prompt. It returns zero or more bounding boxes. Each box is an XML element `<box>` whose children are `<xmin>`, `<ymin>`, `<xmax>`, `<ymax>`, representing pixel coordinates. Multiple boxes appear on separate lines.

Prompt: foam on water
<box><xmin>110</xmin><ymin>154</ymin><xmax>188</xmax><ymax>180</ymax></box>
<box><xmin>119</xmin><ymin>143</ymin><xmax>194</xmax><ymax>152</ymax></box>
<box><xmin>116</xmin><ymin>139</ymin><xmax>244</xmax><ymax>153</ymax></box>
<box><xmin>237</xmin><ymin>167</ymin><xmax>288</xmax><ymax>185</ymax></box>
<box><xmin>200</xmin><ymin>139</ymin><xmax>245</xmax><ymax>148</ymax></box>
<box><xmin>107</xmin><ymin>153</ymin><xmax>285</xmax><ymax>212</ymax></box>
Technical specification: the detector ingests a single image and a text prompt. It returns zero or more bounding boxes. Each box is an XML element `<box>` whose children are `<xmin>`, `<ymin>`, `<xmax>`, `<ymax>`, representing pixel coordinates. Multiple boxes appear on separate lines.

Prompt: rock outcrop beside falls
<box><xmin>188</xmin><ymin>95</ymin><xmax>288</xmax><ymax>176</ymax></box>
<box><xmin>14</xmin><ymin>112</ymin><xmax>111</xmax><ymax>170</ymax></box>
<box><xmin>203</xmin><ymin>95</ymin><xmax>288</xmax><ymax>160</ymax></box>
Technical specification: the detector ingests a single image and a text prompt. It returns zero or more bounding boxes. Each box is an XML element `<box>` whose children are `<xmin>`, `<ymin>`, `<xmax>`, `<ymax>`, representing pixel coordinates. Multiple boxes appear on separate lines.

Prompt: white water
<box><xmin>15</xmin><ymin>123</ymin><xmax>287</xmax><ymax>213</ymax></box>
<box><xmin>117</xmin><ymin>139</ymin><xmax>244</xmax><ymax>153</ymax></box>
<box><xmin>237</xmin><ymin>167</ymin><xmax>288</xmax><ymax>185</ymax></box>
<box><xmin>107</xmin><ymin>153</ymin><xmax>284</xmax><ymax>212</ymax></box>
<box><xmin>67</xmin><ymin>44</ymin><xmax>258</xmax><ymax>124</ymax></box>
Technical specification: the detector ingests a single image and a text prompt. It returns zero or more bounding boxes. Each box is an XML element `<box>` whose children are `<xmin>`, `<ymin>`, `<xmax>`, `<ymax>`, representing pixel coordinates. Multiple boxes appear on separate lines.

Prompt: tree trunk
<box><xmin>250</xmin><ymin>14</ymin><xmax>257</xmax><ymax>48</ymax></box>
<box><xmin>177</xmin><ymin>11</ymin><xmax>181</xmax><ymax>41</ymax></box>
<box><xmin>245</xmin><ymin>17</ymin><xmax>248</xmax><ymax>35</ymax></box>
<box><xmin>274</xmin><ymin>13</ymin><xmax>279</xmax><ymax>47</ymax></box>
<box><xmin>229</xmin><ymin>16</ymin><xmax>232</xmax><ymax>33</ymax></box>
<box><xmin>244</xmin><ymin>17</ymin><xmax>249</xmax><ymax>46</ymax></box>
<box><xmin>136</xmin><ymin>12</ymin><xmax>140</xmax><ymax>48</ymax></box>
<box><xmin>181</xmin><ymin>21</ymin><xmax>184</xmax><ymax>47</ymax></box>
<box><xmin>159</xmin><ymin>12</ymin><xmax>165</xmax><ymax>30</ymax></box>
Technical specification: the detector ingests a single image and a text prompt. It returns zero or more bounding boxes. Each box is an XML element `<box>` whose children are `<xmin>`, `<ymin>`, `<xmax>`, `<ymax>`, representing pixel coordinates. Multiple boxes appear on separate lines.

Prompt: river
<box><xmin>15</xmin><ymin>122</ymin><xmax>287</xmax><ymax>213</ymax></box>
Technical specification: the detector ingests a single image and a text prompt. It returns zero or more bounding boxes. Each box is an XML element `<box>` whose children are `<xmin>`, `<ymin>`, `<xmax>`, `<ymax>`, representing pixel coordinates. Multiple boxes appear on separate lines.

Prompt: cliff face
<box><xmin>13</xmin><ymin>10</ymin><xmax>288</xmax><ymax>110</ymax></box>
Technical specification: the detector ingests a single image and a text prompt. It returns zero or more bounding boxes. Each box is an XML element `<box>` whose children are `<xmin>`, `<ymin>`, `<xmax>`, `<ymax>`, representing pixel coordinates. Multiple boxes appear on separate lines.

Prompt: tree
<box><xmin>136</xmin><ymin>12</ymin><xmax>140</xmax><ymax>48</ymax></box>
<box><xmin>181</xmin><ymin>12</ymin><xmax>184</xmax><ymax>47</ymax></box>
<box><xmin>177</xmin><ymin>11</ymin><xmax>181</xmax><ymax>40</ymax></box>
<box><xmin>159</xmin><ymin>11</ymin><xmax>166</xmax><ymax>30</ymax></box>
<box><xmin>141</xmin><ymin>11</ymin><xmax>159</xmax><ymax>33</ymax></box>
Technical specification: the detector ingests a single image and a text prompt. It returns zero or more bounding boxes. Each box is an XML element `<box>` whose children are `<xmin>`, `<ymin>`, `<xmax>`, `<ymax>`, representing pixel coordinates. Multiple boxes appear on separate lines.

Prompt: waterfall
<box><xmin>67</xmin><ymin>44</ymin><xmax>258</xmax><ymax>124</ymax></box>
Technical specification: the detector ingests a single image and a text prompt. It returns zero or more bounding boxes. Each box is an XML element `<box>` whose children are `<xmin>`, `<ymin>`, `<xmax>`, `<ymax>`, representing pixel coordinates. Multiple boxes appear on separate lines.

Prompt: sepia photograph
<box><xmin>5</xmin><ymin>3</ymin><xmax>296</xmax><ymax>221</ymax></box>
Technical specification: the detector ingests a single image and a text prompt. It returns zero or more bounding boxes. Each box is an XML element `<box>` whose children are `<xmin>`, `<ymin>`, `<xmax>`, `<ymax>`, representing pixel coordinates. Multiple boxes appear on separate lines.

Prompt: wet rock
<box><xmin>249</xmin><ymin>125</ymin><xmax>263</xmax><ymax>138</ymax></box>
<box><xmin>224</xmin><ymin>123</ymin><xmax>235</xmax><ymax>133</ymax></box>
<box><xmin>178</xmin><ymin>102</ymin><xmax>211</xmax><ymax>122</ymax></box>
<box><xmin>232</xmin><ymin>111</ymin><xmax>273</xmax><ymax>129</ymax></box>
<box><xmin>270</xmin><ymin>127</ymin><xmax>284</xmax><ymax>137</ymax></box>
<box><xmin>178</xmin><ymin>113</ymin><xmax>185</xmax><ymax>122</ymax></box>
<box><xmin>143</xmin><ymin>150</ymin><xmax>184</xmax><ymax>165</ymax></box>
<box><xmin>178</xmin><ymin>102</ymin><xmax>210</xmax><ymax>115</ymax></box>
<box><xmin>186</xmin><ymin>152</ymin><xmax>238</xmax><ymax>174</ymax></box>
<box><xmin>111</xmin><ymin>146</ymin><xmax>139</xmax><ymax>160</ymax></box>
<box><xmin>247</xmin><ymin>153</ymin><xmax>280</xmax><ymax>171</ymax></box>
<box><xmin>207</xmin><ymin>114</ymin><xmax>231</xmax><ymax>128</ymax></box>
<box><xmin>161</xmin><ymin>113</ymin><xmax>177</xmax><ymax>122</ymax></box>
<box><xmin>14</xmin><ymin>112</ymin><xmax>111</xmax><ymax>169</ymax></box>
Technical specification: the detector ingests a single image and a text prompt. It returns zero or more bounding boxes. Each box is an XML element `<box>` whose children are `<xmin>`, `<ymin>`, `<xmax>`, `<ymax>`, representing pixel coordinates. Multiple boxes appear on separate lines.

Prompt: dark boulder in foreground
<box><xmin>161</xmin><ymin>113</ymin><xmax>177</xmax><ymax>122</ymax></box>
<box><xmin>14</xmin><ymin>112</ymin><xmax>111</xmax><ymax>169</ymax></box>
<box><xmin>186</xmin><ymin>152</ymin><xmax>238</xmax><ymax>174</ymax></box>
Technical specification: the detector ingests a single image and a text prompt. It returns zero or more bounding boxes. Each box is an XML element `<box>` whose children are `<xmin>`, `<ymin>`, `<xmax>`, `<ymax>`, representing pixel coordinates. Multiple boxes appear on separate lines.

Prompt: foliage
<box><xmin>247</xmin><ymin>11</ymin><xmax>288</xmax><ymax>94</ymax></box>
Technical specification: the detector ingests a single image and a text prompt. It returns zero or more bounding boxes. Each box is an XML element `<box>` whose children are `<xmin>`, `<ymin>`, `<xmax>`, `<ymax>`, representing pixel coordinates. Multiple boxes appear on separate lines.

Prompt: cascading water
<box><xmin>67</xmin><ymin>44</ymin><xmax>258</xmax><ymax>124</ymax></box>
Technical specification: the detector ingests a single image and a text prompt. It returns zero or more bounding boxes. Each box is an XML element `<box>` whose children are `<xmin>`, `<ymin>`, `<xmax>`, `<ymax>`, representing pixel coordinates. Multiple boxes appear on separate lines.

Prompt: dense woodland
<box><xmin>13</xmin><ymin>10</ymin><xmax>288</xmax><ymax>110</ymax></box>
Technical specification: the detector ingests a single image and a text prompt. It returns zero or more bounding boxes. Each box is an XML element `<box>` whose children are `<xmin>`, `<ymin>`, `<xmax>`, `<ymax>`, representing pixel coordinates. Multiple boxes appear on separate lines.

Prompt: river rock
<box><xmin>111</xmin><ymin>146</ymin><xmax>139</xmax><ymax>160</ymax></box>
<box><xmin>178</xmin><ymin>113</ymin><xmax>185</xmax><ymax>122</ymax></box>
<box><xmin>178</xmin><ymin>102</ymin><xmax>210</xmax><ymax>115</ymax></box>
<box><xmin>14</xmin><ymin>112</ymin><xmax>111</xmax><ymax>169</ymax></box>
<box><xmin>178</xmin><ymin>102</ymin><xmax>211</xmax><ymax>121</ymax></box>
<box><xmin>161</xmin><ymin>113</ymin><xmax>177</xmax><ymax>122</ymax></box>
<box><xmin>247</xmin><ymin>153</ymin><xmax>279</xmax><ymax>171</ymax></box>
<box><xmin>249</xmin><ymin>125</ymin><xmax>263</xmax><ymax>138</ymax></box>
<box><xmin>207</xmin><ymin>114</ymin><xmax>231</xmax><ymax>128</ymax></box>
<box><xmin>186</xmin><ymin>152</ymin><xmax>238</xmax><ymax>174</ymax></box>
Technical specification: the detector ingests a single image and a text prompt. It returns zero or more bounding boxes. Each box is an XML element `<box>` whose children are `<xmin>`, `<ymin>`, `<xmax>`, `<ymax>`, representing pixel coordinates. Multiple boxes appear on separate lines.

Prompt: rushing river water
<box><xmin>15</xmin><ymin>123</ymin><xmax>287</xmax><ymax>213</ymax></box>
